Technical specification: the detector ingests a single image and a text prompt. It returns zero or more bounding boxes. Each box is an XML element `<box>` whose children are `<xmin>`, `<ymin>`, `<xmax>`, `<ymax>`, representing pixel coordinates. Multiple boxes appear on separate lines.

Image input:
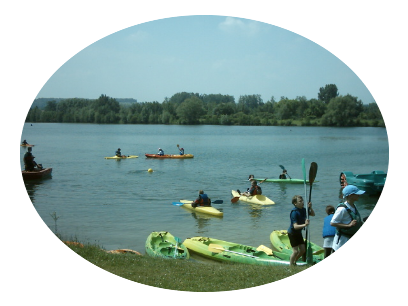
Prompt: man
<box><xmin>23</xmin><ymin>147</ymin><xmax>37</xmax><ymax>171</ymax></box>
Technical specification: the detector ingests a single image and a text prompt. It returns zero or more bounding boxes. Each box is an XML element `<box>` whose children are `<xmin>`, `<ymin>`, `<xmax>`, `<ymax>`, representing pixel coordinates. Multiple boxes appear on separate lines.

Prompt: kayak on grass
<box><xmin>104</xmin><ymin>155</ymin><xmax>139</xmax><ymax>159</ymax></box>
<box><xmin>231</xmin><ymin>190</ymin><xmax>275</xmax><ymax>205</ymax></box>
<box><xmin>254</xmin><ymin>178</ymin><xmax>317</xmax><ymax>184</ymax></box>
<box><xmin>145</xmin><ymin>231</ymin><xmax>189</xmax><ymax>259</ymax></box>
<box><xmin>145</xmin><ymin>153</ymin><xmax>194</xmax><ymax>159</ymax></box>
<box><xmin>270</xmin><ymin>230</ymin><xmax>324</xmax><ymax>263</ymax></box>
<box><xmin>183</xmin><ymin>236</ymin><xmax>304</xmax><ymax>266</ymax></box>
<box><xmin>178</xmin><ymin>200</ymin><xmax>223</xmax><ymax>217</ymax></box>
<box><xmin>22</xmin><ymin>168</ymin><xmax>52</xmax><ymax>181</ymax></box>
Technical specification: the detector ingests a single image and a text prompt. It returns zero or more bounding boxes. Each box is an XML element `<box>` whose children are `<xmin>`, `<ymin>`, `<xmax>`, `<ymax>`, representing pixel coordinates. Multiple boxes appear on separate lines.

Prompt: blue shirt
<box><xmin>288</xmin><ymin>207</ymin><xmax>306</xmax><ymax>234</ymax></box>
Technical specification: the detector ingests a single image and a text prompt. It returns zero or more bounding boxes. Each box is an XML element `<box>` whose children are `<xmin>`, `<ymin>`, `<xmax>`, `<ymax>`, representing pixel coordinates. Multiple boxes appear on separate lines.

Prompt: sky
<box><xmin>0</xmin><ymin>0</ymin><xmax>408</xmax><ymax>104</ymax></box>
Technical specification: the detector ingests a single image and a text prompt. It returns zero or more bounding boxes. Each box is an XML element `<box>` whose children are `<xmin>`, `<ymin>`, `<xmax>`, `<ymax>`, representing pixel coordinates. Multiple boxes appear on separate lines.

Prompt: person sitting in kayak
<box><xmin>279</xmin><ymin>170</ymin><xmax>288</xmax><ymax>179</ymax></box>
<box><xmin>240</xmin><ymin>180</ymin><xmax>262</xmax><ymax>197</ymax></box>
<box><xmin>192</xmin><ymin>190</ymin><xmax>211</xmax><ymax>207</ymax></box>
<box><xmin>179</xmin><ymin>147</ymin><xmax>184</xmax><ymax>155</ymax></box>
<box><xmin>115</xmin><ymin>148</ymin><xmax>122</xmax><ymax>157</ymax></box>
<box><xmin>158</xmin><ymin>148</ymin><xmax>164</xmax><ymax>156</ymax></box>
<box><xmin>23</xmin><ymin>147</ymin><xmax>38</xmax><ymax>171</ymax></box>
<box><xmin>22</xmin><ymin>139</ymin><xmax>28</xmax><ymax>145</ymax></box>
<box><xmin>248</xmin><ymin>174</ymin><xmax>254</xmax><ymax>181</ymax></box>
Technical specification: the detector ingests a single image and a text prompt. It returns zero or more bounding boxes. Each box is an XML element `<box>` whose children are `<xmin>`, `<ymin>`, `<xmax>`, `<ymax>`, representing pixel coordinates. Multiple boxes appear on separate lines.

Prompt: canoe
<box><xmin>145</xmin><ymin>154</ymin><xmax>194</xmax><ymax>159</ymax></box>
<box><xmin>183</xmin><ymin>236</ymin><xmax>304</xmax><ymax>266</ymax></box>
<box><xmin>254</xmin><ymin>178</ymin><xmax>317</xmax><ymax>184</ymax></box>
<box><xmin>231</xmin><ymin>190</ymin><xmax>275</xmax><ymax>205</ymax></box>
<box><xmin>270</xmin><ymin>230</ymin><xmax>324</xmax><ymax>263</ymax></box>
<box><xmin>145</xmin><ymin>231</ymin><xmax>189</xmax><ymax>259</ymax></box>
<box><xmin>340</xmin><ymin>171</ymin><xmax>386</xmax><ymax>194</ymax></box>
<box><xmin>22</xmin><ymin>168</ymin><xmax>52</xmax><ymax>181</ymax></box>
<box><xmin>179</xmin><ymin>200</ymin><xmax>223</xmax><ymax>217</ymax></box>
<box><xmin>20</xmin><ymin>144</ymin><xmax>35</xmax><ymax>147</ymax></box>
<box><xmin>105</xmin><ymin>155</ymin><xmax>138</xmax><ymax>159</ymax></box>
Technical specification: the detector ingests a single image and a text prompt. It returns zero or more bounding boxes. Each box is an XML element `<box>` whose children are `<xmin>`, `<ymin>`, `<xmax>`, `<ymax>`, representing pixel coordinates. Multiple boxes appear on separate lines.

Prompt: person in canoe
<box><xmin>115</xmin><ymin>148</ymin><xmax>122</xmax><ymax>157</ymax></box>
<box><xmin>322</xmin><ymin>205</ymin><xmax>336</xmax><ymax>258</ymax></box>
<box><xmin>22</xmin><ymin>139</ymin><xmax>28</xmax><ymax>145</ymax></box>
<box><xmin>279</xmin><ymin>169</ymin><xmax>288</xmax><ymax>179</ymax></box>
<box><xmin>23</xmin><ymin>147</ymin><xmax>38</xmax><ymax>171</ymax></box>
<box><xmin>239</xmin><ymin>179</ymin><xmax>262</xmax><ymax>197</ymax></box>
<box><xmin>192</xmin><ymin>190</ymin><xmax>211</xmax><ymax>207</ymax></box>
<box><xmin>288</xmin><ymin>195</ymin><xmax>315</xmax><ymax>266</ymax></box>
<box><xmin>363</xmin><ymin>198</ymin><xmax>385</xmax><ymax>281</ymax></box>
<box><xmin>158</xmin><ymin>148</ymin><xmax>164</xmax><ymax>156</ymax></box>
<box><xmin>179</xmin><ymin>147</ymin><xmax>184</xmax><ymax>155</ymax></box>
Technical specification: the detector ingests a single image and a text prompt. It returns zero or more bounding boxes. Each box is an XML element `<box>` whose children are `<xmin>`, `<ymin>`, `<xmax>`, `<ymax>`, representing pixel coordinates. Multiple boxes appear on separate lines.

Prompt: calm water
<box><xmin>20</xmin><ymin>123</ymin><xmax>388</xmax><ymax>256</ymax></box>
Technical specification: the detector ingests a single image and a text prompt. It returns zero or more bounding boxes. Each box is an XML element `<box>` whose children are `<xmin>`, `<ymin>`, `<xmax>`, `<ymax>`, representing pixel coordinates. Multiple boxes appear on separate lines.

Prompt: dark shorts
<box><xmin>288</xmin><ymin>231</ymin><xmax>305</xmax><ymax>248</ymax></box>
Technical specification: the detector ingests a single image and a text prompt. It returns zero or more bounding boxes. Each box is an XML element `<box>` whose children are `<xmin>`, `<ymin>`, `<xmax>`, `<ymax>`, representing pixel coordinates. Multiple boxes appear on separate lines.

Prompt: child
<box><xmin>328</xmin><ymin>185</ymin><xmax>365</xmax><ymax>291</ymax></box>
<box><xmin>192</xmin><ymin>190</ymin><xmax>211</xmax><ymax>207</ymax></box>
<box><xmin>373</xmin><ymin>191</ymin><xmax>408</xmax><ymax>304</ymax></box>
<box><xmin>322</xmin><ymin>205</ymin><xmax>336</xmax><ymax>258</ymax></box>
<box><xmin>288</xmin><ymin>195</ymin><xmax>315</xmax><ymax>266</ymax></box>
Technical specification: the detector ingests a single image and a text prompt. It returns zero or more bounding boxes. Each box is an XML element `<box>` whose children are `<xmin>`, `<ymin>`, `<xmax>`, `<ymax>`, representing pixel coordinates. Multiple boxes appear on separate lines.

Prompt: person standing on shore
<box><xmin>322</xmin><ymin>205</ymin><xmax>336</xmax><ymax>258</ymax></box>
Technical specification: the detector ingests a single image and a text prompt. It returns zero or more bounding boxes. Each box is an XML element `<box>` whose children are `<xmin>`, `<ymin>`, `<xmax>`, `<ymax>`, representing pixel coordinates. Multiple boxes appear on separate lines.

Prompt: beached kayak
<box><xmin>254</xmin><ymin>178</ymin><xmax>317</xmax><ymax>184</ymax></box>
<box><xmin>22</xmin><ymin>168</ymin><xmax>52</xmax><ymax>181</ymax></box>
<box><xmin>270</xmin><ymin>230</ymin><xmax>324</xmax><ymax>263</ymax></box>
<box><xmin>145</xmin><ymin>154</ymin><xmax>194</xmax><ymax>159</ymax></box>
<box><xmin>145</xmin><ymin>231</ymin><xmax>189</xmax><ymax>259</ymax></box>
<box><xmin>183</xmin><ymin>236</ymin><xmax>304</xmax><ymax>266</ymax></box>
<box><xmin>104</xmin><ymin>155</ymin><xmax>139</xmax><ymax>159</ymax></box>
<box><xmin>179</xmin><ymin>200</ymin><xmax>223</xmax><ymax>217</ymax></box>
<box><xmin>231</xmin><ymin>190</ymin><xmax>275</xmax><ymax>205</ymax></box>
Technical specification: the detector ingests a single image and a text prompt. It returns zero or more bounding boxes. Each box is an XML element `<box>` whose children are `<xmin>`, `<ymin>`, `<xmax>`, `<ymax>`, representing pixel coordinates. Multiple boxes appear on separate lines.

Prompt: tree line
<box><xmin>26</xmin><ymin>84</ymin><xmax>385</xmax><ymax>127</ymax></box>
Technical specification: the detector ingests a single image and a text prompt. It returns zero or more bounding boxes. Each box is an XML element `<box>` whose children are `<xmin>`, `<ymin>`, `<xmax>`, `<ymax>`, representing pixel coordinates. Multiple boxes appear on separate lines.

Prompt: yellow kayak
<box><xmin>231</xmin><ymin>190</ymin><xmax>275</xmax><ymax>205</ymax></box>
<box><xmin>104</xmin><ymin>155</ymin><xmax>138</xmax><ymax>159</ymax></box>
<box><xmin>179</xmin><ymin>200</ymin><xmax>223</xmax><ymax>217</ymax></box>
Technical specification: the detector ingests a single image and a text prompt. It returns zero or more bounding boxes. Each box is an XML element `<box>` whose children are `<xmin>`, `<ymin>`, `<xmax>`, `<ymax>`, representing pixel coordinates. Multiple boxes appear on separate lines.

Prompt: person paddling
<box><xmin>239</xmin><ymin>179</ymin><xmax>262</xmax><ymax>197</ymax></box>
<box><xmin>158</xmin><ymin>148</ymin><xmax>164</xmax><ymax>156</ymax></box>
<box><xmin>23</xmin><ymin>147</ymin><xmax>38</xmax><ymax>171</ymax></box>
<box><xmin>115</xmin><ymin>148</ymin><xmax>122</xmax><ymax>157</ymax></box>
<box><xmin>192</xmin><ymin>190</ymin><xmax>211</xmax><ymax>207</ymax></box>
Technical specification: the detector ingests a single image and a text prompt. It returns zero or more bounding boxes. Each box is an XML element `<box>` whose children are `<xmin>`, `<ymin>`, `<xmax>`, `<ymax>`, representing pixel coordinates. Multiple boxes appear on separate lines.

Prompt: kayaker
<box><xmin>179</xmin><ymin>147</ymin><xmax>184</xmax><ymax>155</ymax></box>
<box><xmin>322</xmin><ymin>205</ymin><xmax>336</xmax><ymax>258</ymax></box>
<box><xmin>192</xmin><ymin>190</ymin><xmax>211</xmax><ymax>207</ymax></box>
<box><xmin>373</xmin><ymin>191</ymin><xmax>408</xmax><ymax>304</ymax></box>
<box><xmin>279</xmin><ymin>170</ymin><xmax>288</xmax><ymax>179</ymax></box>
<box><xmin>330</xmin><ymin>185</ymin><xmax>364</xmax><ymax>251</ymax></box>
<box><xmin>158</xmin><ymin>148</ymin><xmax>164</xmax><ymax>156</ymax></box>
<box><xmin>23</xmin><ymin>147</ymin><xmax>37</xmax><ymax>171</ymax></box>
<box><xmin>115</xmin><ymin>148</ymin><xmax>122</xmax><ymax>157</ymax></box>
<box><xmin>22</xmin><ymin>139</ymin><xmax>28</xmax><ymax>145</ymax></box>
<box><xmin>248</xmin><ymin>174</ymin><xmax>254</xmax><ymax>181</ymax></box>
<box><xmin>287</xmin><ymin>195</ymin><xmax>315</xmax><ymax>266</ymax></box>
<box><xmin>363</xmin><ymin>198</ymin><xmax>385</xmax><ymax>281</ymax></box>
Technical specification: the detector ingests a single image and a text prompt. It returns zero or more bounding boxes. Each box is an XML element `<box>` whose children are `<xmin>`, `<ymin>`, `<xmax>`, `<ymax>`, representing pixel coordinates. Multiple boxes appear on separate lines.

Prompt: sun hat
<box><xmin>342</xmin><ymin>185</ymin><xmax>365</xmax><ymax>197</ymax></box>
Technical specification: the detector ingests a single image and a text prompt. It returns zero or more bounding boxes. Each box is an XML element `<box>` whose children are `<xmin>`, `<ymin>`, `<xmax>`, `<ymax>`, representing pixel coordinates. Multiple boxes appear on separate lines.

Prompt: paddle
<box><xmin>174</xmin><ymin>236</ymin><xmax>182</xmax><ymax>258</ymax></box>
<box><xmin>305</xmin><ymin>162</ymin><xmax>318</xmax><ymax>264</ymax></box>
<box><xmin>279</xmin><ymin>165</ymin><xmax>292</xmax><ymax>179</ymax></box>
<box><xmin>173</xmin><ymin>200</ymin><xmax>223</xmax><ymax>206</ymax></box>
<box><xmin>258</xmin><ymin>178</ymin><xmax>268</xmax><ymax>184</ymax></box>
<box><xmin>209</xmin><ymin>244</ymin><xmax>258</xmax><ymax>258</ymax></box>
<box><xmin>302</xmin><ymin>158</ymin><xmax>308</xmax><ymax>262</ymax></box>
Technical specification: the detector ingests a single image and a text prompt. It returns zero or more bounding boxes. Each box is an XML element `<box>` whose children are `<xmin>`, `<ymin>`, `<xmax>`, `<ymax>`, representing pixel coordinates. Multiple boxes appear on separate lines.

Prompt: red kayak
<box><xmin>22</xmin><ymin>168</ymin><xmax>52</xmax><ymax>180</ymax></box>
<box><xmin>145</xmin><ymin>153</ymin><xmax>194</xmax><ymax>159</ymax></box>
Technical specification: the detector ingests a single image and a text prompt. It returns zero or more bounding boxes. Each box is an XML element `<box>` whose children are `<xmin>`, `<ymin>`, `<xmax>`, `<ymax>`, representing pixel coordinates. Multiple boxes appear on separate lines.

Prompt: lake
<box><xmin>20</xmin><ymin>123</ymin><xmax>389</xmax><ymax>257</ymax></box>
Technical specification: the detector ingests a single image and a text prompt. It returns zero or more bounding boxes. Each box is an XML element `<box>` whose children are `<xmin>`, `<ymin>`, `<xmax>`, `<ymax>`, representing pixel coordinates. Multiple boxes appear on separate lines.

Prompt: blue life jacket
<box><xmin>198</xmin><ymin>194</ymin><xmax>210</xmax><ymax>206</ymax></box>
<box><xmin>322</xmin><ymin>214</ymin><xmax>336</xmax><ymax>238</ymax></box>
<box><xmin>380</xmin><ymin>213</ymin><xmax>407</xmax><ymax>246</ymax></box>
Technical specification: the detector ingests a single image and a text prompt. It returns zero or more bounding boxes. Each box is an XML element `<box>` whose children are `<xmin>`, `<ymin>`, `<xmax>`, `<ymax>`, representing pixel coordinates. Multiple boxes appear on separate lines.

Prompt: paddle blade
<box><xmin>279</xmin><ymin>165</ymin><xmax>286</xmax><ymax>170</ymax></box>
<box><xmin>256</xmin><ymin>245</ymin><xmax>273</xmax><ymax>255</ymax></box>
<box><xmin>172</xmin><ymin>202</ymin><xmax>184</xmax><ymax>206</ymax></box>
<box><xmin>302</xmin><ymin>158</ymin><xmax>306</xmax><ymax>182</ymax></box>
<box><xmin>208</xmin><ymin>244</ymin><xmax>225</xmax><ymax>253</ymax></box>
<box><xmin>231</xmin><ymin>197</ymin><xmax>240</xmax><ymax>203</ymax></box>
<box><xmin>309</xmin><ymin>162</ymin><xmax>318</xmax><ymax>184</ymax></box>
<box><xmin>212</xmin><ymin>200</ymin><xmax>223</xmax><ymax>204</ymax></box>
<box><xmin>174</xmin><ymin>236</ymin><xmax>182</xmax><ymax>244</ymax></box>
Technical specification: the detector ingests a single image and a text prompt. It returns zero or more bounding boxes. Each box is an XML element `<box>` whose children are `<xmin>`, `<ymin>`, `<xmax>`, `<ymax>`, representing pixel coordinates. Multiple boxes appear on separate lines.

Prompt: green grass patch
<box><xmin>0</xmin><ymin>227</ymin><xmax>403</xmax><ymax>306</ymax></box>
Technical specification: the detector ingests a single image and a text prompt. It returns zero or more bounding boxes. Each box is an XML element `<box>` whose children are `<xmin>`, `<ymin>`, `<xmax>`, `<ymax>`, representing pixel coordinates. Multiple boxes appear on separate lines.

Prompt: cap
<box><xmin>342</xmin><ymin>185</ymin><xmax>365</xmax><ymax>197</ymax></box>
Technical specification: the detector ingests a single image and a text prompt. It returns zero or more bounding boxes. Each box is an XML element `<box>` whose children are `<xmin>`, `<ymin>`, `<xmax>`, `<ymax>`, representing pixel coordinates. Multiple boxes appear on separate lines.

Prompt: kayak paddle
<box><xmin>279</xmin><ymin>164</ymin><xmax>292</xmax><ymax>179</ymax></box>
<box><xmin>231</xmin><ymin>196</ymin><xmax>240</xmax><ymax>203</ymax></box>
<box><xmin>306</xmin><ymin>162</ymin><xmax>318</xmax><ymax>264</ymax></box>
<box><xmin>174</xmin><ymin>236</ymin><xmax>182</xmax><ymax>258</ymax></box>
<box><xmin>173</xmin><ymin>200</ymin><xmax>223</xmax><ymax>206</ymax></box>
<box><xmin>208</xmin><ymin>244</ymin><xmax>258</xmax><ymax>258</ymax></box>
<box><xmin>302</xmin><ymin>158</ymin><xmax>308</xmax><ymax>262</ymax></box>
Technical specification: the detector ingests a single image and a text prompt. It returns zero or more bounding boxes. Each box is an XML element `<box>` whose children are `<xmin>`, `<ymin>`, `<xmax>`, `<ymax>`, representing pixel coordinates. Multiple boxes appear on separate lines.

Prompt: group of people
<box><xmin>157</xmin><ymin>147</ymin><xmax>184</xmax><ymax>156</ymax></box>
<box><xmin>288</xmin><ymin>185</ymin><xmax>408</xmax><ymax>304</ymax></box>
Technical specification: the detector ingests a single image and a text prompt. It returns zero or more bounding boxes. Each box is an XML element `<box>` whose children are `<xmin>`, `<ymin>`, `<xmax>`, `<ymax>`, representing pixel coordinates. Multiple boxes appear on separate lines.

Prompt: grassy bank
<box><xmin>0</xmin><ymin>227</ymin><xmax>403</xmax><ymax>306</ymax></box>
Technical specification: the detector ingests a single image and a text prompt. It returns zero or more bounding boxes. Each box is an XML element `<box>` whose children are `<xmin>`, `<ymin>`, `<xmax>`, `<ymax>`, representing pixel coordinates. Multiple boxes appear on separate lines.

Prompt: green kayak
<box><xmin>254</xmin><ymin>178</ymin><xmax>317</xmax><ymax>184</ymax></box>
<box><xmin>183</xmin><ymin>236</ymin><xmax>305</xmax><ymax>266</ymax></box>
<box><xmin>145</xmin><ymin>231</ymin><xmax>190</xmax><ymax>259</ymax></box>
<box><xmin>270</xmin><ymin>230</ymin><xmax>324</xmax><ymax>263</ymax></box>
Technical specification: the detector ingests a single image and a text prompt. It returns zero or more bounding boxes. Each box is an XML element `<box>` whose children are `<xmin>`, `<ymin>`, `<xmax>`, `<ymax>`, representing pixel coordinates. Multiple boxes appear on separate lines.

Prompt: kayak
<box><xmin>104</xmin><ymin>155</ymin><xmax>139</xmax><ymax>159</ymax></box>
<box><xmin>340</xmin><ymin>171</ymin><xmax>386</xmax><ymax>194</ymax></box>
<box><xmin>183</xmin><ymin>236</ymin><xmax>304</xmax><ymax>266</ymax></box>
<box><xmin>145</xmin><ymin>154</ymin><xmax>194</xmax><ymax>159</ymax></box>
<box><xmin>145</xmin><ymin>231</ymin><xmax>189</xmax><ymax>259</ymax></box>
<box><xmin>270</xmin><ymin>230</ymin><xmax>324</xmax><ymax>263</ymax></box>
<box><xmin>21</xmin><ymin>144</ymin><xmax>35</xmax><ymax>147</ymax></box>
<box><xmin>231</xmin><ymin>190</ymin><xmax>275</xmax><ymax>205</ymax></box>
<box><xmin>254</xmin><ymin>178</ymin><xmax>317</xmax><ymax>184</ymax></box>
<box><xmin>179</xmin><ymin>200</ymin><xmax>223</xmax><ymax>217</ymax></box>
<box><xmin>22</xmin><ymin>168</ymin><xmax>52</xmax><ymax>181</ymax></box>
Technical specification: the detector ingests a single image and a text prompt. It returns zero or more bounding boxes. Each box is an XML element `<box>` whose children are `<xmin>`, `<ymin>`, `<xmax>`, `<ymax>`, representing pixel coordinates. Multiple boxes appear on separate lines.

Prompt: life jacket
<box><xmin>335</xmin><ymin>202</ymin><xmax>363</xmax><ymax>239</ymax></box>
<box><xmin>250</xmin><ymin>185</ymin><xmax>262</xmax><ymax>195</ymax></box>
<box><xmin>322</xmin><ymin>214</ymin><xmax>336</xmax><ymax>238</ymax></box>
<box><xmin>380</xmin><ymin>213</ymin><xmax>407</xmax><ymax>247</ymax></box>
<box><xmin>288</xmin><ymin>207</ymin><xmax>306</xmax><ymax>233</ymax></box>
<box><xmin>197</xmin><ymin>194</ymin><xmax>211</xmax><ymax>206</ymax></box>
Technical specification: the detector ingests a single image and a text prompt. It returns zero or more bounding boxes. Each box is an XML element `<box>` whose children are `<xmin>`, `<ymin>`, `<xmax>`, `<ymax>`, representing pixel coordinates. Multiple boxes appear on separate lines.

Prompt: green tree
<box><xmin>318</xmin><ymin>84</ymin><xmax>339</xmax><ymax>104</ymax></box>
<box><xmin>176</xmin><ymin>96</ymin><xmax>204</xmax><ymax>124</ymax></box>
<box><xmin>321</xmin><ymin>94</ymin><xmax>363</xmax><ymax>126</ymax></box>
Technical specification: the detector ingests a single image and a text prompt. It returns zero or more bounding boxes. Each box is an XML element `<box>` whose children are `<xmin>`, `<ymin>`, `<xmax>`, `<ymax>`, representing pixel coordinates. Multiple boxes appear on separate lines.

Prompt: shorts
<box><xmin>337</xmin><ymin>252</ymin><xmax>360</xmax><ymax>258</ymax></box>
<box><xmin>288</xmin><ymin>231</ymin><xmax>305</xmax><ymax>248</ymax></box>
<box><xmin>323</xmin><ymin>236</ymin><xmax>334</xmax><ymax>248</ymax></box>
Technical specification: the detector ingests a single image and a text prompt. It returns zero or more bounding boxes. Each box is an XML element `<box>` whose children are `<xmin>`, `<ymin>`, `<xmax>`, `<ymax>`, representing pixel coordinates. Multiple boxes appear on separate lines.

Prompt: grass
<box><xmin>0</xmin><ymin>226</ymin><xmax>403</xmax><ymax>306</ymax></box>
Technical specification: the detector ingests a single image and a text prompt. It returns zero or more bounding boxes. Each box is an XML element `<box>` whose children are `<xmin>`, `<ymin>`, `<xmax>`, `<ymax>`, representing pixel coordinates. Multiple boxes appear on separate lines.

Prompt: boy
<box><xmin>288</xmin><ymin>195</ymin><xmax>315</xmax><ymax>266</ymax></box>
<box><xmin>331</xmin><ymin>185</ymin><xmax>364</xmax><ymax>251</ymax></box>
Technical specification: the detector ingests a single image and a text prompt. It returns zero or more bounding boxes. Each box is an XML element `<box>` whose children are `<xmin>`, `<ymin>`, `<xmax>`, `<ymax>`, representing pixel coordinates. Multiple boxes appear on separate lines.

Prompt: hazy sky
<box><xmin>0</xmin><ymin>0</ymin><xmax>408</xmax><ymax>104</ymax></box>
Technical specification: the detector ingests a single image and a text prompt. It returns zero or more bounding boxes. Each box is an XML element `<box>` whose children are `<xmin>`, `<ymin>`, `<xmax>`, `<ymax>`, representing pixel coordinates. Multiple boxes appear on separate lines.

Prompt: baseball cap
<box><xmin>342</xmin><ymin>185</ymin><xmax>365</xmax><ymax>197</ymax></box>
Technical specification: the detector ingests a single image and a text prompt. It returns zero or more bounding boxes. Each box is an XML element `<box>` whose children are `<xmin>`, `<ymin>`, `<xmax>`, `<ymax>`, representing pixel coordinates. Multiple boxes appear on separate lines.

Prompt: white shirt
<box><xmin>331</xmin><ymin>202</ymin><xmax>357</xmax><ymax>251</ymax></box>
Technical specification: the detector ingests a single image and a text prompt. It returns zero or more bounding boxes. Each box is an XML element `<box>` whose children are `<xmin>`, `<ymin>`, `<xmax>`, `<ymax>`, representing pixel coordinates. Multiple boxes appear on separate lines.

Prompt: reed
<box><xmin>0</xmin><ymin>226</ymin><xmax>403</xmax><ymax>306</ymax></box>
